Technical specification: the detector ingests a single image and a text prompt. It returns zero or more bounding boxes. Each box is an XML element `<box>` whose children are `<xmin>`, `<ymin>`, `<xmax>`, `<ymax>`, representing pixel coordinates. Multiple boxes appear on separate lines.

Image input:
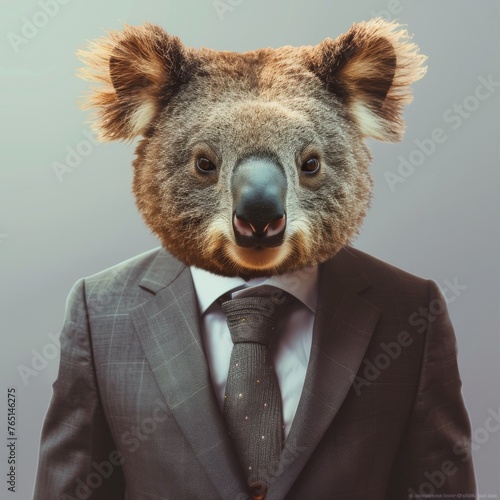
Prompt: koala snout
<box><xmin>231</xmin><ymin>157</ymin><xmax>287</xmax><ymax>249</ymax></box>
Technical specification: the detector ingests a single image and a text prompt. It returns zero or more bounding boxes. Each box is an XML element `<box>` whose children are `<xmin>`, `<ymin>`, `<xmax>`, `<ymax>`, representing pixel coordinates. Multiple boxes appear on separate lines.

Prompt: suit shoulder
<box><xmin>80</xmin><ymin>247</ymin><xmax>183</xmax><ymax>308</ymax></box>
<box><xmin>345</xmin><ymin>246</ymin><xmax>431</xmax><ymax>295</ymax></box>
<box><xmin>84</xmin><ymin>247</ymin><xmax>164</xmax><ymax>285</ymax></box>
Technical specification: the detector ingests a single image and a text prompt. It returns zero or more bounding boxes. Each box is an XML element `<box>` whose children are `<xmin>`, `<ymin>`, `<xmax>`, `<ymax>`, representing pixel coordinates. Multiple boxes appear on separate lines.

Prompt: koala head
<box><xmin>78</xmin><ymin>19</ymin><xmax>426</xmax><ymax>278</ymax></box>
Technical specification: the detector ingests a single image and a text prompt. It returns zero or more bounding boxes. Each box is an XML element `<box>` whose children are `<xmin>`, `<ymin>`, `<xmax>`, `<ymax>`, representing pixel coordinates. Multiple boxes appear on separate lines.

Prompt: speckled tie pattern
<box><xmin>220</xmin><ymin>290</ymin><xmax>291</xmax><ymax>497</ymax></box>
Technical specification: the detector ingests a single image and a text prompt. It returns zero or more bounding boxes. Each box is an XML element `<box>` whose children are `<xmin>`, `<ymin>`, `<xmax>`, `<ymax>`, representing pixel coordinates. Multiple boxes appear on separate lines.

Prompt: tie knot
<box><xmin>219</xmin><ymin>290</ymin><xmax>292</xmax><ymax>346</ymax></box>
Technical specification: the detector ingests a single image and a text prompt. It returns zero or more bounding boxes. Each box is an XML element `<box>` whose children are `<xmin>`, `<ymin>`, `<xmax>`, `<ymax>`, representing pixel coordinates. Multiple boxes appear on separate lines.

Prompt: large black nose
<box><xmin>231</xmin><ymin>156</ymin><xmax>287</xmax><ymax>248</ymax></box>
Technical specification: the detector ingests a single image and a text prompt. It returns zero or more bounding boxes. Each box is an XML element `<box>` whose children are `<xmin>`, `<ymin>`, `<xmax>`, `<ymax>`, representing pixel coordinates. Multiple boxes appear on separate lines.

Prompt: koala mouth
<box><xmin>232</xmin><ymin>213</ymin><xmax>286</xmax><ymax>249</ymax></box>
<box><xmin>226</xmin><ymin>243</ymin><xmax>288</xmax><ymax>272</ymax></box>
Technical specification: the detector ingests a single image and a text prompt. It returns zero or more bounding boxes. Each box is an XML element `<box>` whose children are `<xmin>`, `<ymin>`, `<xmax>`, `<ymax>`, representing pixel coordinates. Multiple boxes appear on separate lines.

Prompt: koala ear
<box><xmin>77</xmin><ymin>23</ymin><xmax>190</xmax><ymax>141</ymax></box>
<box><xmin>308</xmin><ymin>18</ymin><xmax>427</xmax><ymax>141</ymax></box>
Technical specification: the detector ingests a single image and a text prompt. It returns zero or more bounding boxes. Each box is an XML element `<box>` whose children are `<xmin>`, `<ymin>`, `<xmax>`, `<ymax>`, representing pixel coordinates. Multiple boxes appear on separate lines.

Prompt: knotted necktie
<box><xmin>219</xmin><ymin>288</ymin><xmax>292</xmax><ymax>499</ymax></box>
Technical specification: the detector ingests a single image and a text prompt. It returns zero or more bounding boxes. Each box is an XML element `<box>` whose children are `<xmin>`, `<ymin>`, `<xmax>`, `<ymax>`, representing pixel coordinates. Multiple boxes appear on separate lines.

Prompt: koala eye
<box><xmin>196</xmin><ymin>157</ymin><xmax>216</xmax><ymax>172</ymax></box>
<box><xmin>301</xmin><ymin>158</ymin><xmax>320</xmax><ymax>174</ymax></box>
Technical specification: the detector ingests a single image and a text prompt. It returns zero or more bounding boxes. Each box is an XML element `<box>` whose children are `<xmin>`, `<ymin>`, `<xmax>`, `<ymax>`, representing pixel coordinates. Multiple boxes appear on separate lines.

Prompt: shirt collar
<box><xmin>190</xmin><ymin>264</ymin><xmax>319</xmax><ymax>315</ymax></box>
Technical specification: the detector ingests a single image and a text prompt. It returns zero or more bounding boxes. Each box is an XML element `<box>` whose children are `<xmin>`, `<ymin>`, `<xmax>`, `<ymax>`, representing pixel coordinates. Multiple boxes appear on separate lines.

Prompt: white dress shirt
<box><xmin>189</xmin><ymin>265</ymin><xmax>318</xmax><ymax>438</ymax></box>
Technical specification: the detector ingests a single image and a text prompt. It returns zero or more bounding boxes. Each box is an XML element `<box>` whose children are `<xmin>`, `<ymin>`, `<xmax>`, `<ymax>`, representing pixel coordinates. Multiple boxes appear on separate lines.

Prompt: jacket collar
<box><xmin>189</xmin><ymin>263</ymin><xmax>319</xmax><ymax>315</ymax></box>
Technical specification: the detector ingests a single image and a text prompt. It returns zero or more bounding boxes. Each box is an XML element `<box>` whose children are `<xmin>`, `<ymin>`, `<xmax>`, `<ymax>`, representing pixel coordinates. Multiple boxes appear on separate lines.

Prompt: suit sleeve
<box><xmin>386</xmin><ymin>280</ymin><xmax>477</xmax><ymax>499</ymax></box>
<box><xmin>33</xmin><ymin>279</ymin><xmax>125</xmax><ymax>500</ymax></box>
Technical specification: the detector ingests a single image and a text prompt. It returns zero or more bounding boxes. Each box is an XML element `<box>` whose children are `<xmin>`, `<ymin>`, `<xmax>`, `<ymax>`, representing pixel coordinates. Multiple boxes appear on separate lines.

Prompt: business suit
<box><xmin>33</xmin><ymin>246</ymin><xmax>476</xmax><ymax>499</ymax></box>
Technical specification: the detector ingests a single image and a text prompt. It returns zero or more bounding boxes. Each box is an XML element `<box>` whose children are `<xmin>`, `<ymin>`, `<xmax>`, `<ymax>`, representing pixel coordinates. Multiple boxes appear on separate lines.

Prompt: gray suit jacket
<box><xmin>33</xmin><ymin>246</ymin><xmax>476</xmax><ymax>499</ymax></box>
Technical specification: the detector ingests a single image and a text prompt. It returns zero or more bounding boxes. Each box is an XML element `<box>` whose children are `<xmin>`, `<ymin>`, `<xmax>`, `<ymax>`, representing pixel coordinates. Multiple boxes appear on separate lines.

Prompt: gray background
<box><xmin>1</xmin><ymin>0</ymin><xmax>499</xmax><ymax>497</ymax></box>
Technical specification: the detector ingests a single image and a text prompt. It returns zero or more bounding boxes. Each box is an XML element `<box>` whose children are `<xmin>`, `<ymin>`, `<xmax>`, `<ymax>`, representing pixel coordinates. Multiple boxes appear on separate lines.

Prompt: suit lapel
<box><xmin>128</xmin><ymin>247</ymin><xmax>381</xmax><ymax>499</ymax></box>
<box><xmin>267</xmin><ymin>248</ymin><xmax>381</xmax><ymax>500</ymax></box>
<box><xmin>129</xmin><ymin>250</ymin><xmax>248</xmax><ymax>499</ymax></box>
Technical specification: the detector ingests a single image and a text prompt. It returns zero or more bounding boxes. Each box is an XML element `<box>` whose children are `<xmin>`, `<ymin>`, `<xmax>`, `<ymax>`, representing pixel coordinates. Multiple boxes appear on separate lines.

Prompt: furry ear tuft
<box><xmin>77</xmin><ymin>23</ymin><xmax>190</xmax><ymax>142</ymax></box>
<box><xmin>308</xmin><ymin>18</ymin><xmax>427</xmax><ymax>141</ymax></box>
